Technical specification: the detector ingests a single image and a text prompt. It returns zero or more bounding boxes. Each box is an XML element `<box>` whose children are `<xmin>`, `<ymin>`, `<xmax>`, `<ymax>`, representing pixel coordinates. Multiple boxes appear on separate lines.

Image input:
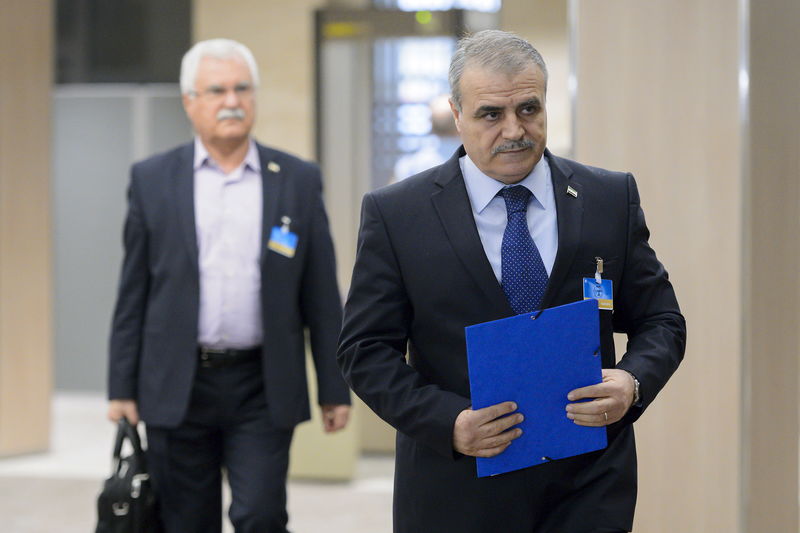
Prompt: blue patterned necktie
<box><xmin>499</xmin><ymin>186</ymin><xmax>549</xmax><ymax>314</ymax></box>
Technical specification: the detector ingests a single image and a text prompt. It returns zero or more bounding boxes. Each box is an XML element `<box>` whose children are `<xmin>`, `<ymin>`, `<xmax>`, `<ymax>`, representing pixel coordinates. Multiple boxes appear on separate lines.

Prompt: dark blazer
<box><xmin>338</xmin><ymin>148</ymin><xmax>685</xmax><ymax>532</ymax></box>
<box><xmin>109</xmin><ymin>141</ymin><xmax>350</xmax><ymax>430</ymax></box>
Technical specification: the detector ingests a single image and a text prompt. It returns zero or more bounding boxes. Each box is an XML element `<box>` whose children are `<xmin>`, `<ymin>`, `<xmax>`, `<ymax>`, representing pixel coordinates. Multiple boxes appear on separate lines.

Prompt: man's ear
<box><xmin>448</xmin><ymin>97</ymin><xmax>462</xmax><ymax>133</ymax></box>
<box><xmin>182</xmin><ymin>93</ymin><xmax>193</xmax><ymax>114</ymax></box>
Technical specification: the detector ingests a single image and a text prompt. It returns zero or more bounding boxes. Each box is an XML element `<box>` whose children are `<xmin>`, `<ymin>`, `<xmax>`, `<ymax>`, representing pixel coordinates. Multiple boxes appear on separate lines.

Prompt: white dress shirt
<box><xmin>193</xmin><ymin>138</ymin><xmax>263</xmax><ymax>348</ymax></box>
<box><xmin>460</xmin><ymin>153</ymin><xmax>558</xmax><ymax>284</ymax></box>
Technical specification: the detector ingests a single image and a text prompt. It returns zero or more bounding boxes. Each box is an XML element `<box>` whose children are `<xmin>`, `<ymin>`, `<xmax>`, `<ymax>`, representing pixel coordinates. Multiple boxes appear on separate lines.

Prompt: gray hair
<box><xmin>449</xmin><ymin>30</ymin><xmax>548</xmax><ymax>110</ymax></box>
<box><xmin>180</xmin><ymin>38</ymin><xmax>260</xmax><ymax>96</ymax></box>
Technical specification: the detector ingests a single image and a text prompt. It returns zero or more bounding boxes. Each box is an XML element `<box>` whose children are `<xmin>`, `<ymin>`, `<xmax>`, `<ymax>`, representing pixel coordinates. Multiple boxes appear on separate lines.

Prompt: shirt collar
<box><xmin>460</xmin><ymin>153</ymin><xmax>552</xmax><ymax>214</ymax></box>
<box><xmin>193</xmin><ymin>137</ymin><xmax>261</xmax><ymax>174</ymax></box>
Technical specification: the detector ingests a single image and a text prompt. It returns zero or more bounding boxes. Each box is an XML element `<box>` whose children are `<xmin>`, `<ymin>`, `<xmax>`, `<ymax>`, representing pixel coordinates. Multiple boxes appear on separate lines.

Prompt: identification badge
<box><xmin>583</xmin><ymin>278</ymin><xmax>613</xmax><ymax>310</ymax></box>
<box><xmin>267</xmin><ymin>216</ymin><xmax>297</xmax><ymax>258</ymax></box>
<box><xmin>583</xmin><ymin>256</ymin><xmax>613</xmax><ymax>310</ymax></box>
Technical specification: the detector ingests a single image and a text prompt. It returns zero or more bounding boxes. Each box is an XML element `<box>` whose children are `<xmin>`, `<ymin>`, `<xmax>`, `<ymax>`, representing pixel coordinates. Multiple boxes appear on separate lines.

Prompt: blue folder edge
<box><xmin>465</xmin><ymin>299</ymin><xmax>608</xmax><ymax>477</ymax></box>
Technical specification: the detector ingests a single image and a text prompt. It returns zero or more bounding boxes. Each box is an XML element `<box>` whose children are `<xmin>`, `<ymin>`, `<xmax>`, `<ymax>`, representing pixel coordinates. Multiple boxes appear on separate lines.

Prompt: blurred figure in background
<box><xmin>107</xmin><ymin>38</ymin><xmax>350</xmax><ymax>533</ymax></box>
<box><xmin>393</xmin><ymin>93</ymin><xmax>461</xmax><ymax>181</ymax></box>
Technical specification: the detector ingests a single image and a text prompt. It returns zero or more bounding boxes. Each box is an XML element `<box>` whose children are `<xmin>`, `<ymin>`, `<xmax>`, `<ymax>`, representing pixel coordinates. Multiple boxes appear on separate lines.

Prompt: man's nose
<box><xmin>223</xmin><ymin>88</ymin><xmax>241</xmax><ymax>107</ymax></box>
<box><xmin>501</xmin><ymin>115</ymin><xmax>525</xmax><ymax>139</ymax></box>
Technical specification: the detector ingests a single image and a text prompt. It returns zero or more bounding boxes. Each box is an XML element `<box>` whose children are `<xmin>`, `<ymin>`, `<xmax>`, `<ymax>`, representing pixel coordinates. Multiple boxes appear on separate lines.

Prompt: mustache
<box><xmin>492</xmin><ymin>139</ymin><xmax>534</xmax><ymax>155</ymax></box>
<box><xmin>216</xmin><ymin>108</ymin><xmax>246</xmax><ymax>121</ymax></box>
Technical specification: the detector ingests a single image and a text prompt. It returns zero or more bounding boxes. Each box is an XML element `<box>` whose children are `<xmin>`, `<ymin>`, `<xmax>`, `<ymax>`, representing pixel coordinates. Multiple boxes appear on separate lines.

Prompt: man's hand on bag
<box><xmin>321</xmin><ymin>404</ymin><xmax>350</xmax><ymax>433</ymax></box>
<box><xmin>108</xmin><ymin>399</ymin><xmax>140</xmax><ymax>425</ymax></box>
<box><xmin>453</xmin><ymin>401</ymin><xmax>523</xmax><ymax>458</ymax></box>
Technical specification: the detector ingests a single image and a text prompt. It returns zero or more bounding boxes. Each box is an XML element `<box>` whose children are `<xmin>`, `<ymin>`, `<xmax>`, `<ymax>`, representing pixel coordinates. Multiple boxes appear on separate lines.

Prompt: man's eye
<box><xmin>208</xmin><ymin>87</ymin><xmax>225</xmax><ymax>96</ymax></box>
<box><xmin>484</xmin><ymin>112</ymin><xmax>500</xmax><ymax>121</ymax></box>
<box><xmin>521</xmin><ymin>105</ymin><xmax>538</xmax><ymax>115</ymax></box>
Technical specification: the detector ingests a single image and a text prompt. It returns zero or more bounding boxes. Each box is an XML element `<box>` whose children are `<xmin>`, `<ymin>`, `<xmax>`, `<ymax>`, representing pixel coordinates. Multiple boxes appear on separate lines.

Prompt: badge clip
<box><xmin>583</xmin><ymin>257</ymin><xmax>613</xmax><ymax>310</ymax></box>
<box><xmin>594</xmin><ymin>256</ymin><xmax>603</xmax><ymax>284</ymax></box>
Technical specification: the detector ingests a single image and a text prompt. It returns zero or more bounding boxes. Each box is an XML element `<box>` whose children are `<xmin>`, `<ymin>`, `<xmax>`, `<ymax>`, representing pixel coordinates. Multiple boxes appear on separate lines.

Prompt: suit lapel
<box><xmin>431</xmin><ymin>151</ymin><xmax>512</xmax><ymax>316</ymax></box>
<box><xmin>173</xmin><ymin>143</ymin><xmax>199</xmax><ymax>265</ymax></box>
<box><xmin>258</xmin><ymin>144</ymin><xmax>282</xmax><ymax>265</ymax></box>
<box><xmin>542</xmin><ymin>151</ymin><xmax>583</xmax><ymax>308</ymax></box>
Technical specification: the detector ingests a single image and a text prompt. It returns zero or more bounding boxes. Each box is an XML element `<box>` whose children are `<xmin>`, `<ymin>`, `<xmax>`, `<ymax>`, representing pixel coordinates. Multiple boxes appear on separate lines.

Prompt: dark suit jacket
<box><xmin>109</xmin><ymin>141</ymin><xmax>350</xmax><ymax>430</ymax></box>
<box><xmin>338</xmin><ymin>148</ymin><xmax>685</xmax><ymax>531</ymax></box>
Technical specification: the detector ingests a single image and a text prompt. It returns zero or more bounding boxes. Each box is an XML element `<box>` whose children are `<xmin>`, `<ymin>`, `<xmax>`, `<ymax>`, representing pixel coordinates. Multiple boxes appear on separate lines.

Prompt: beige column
<box><xmin>0</xmin><ymin>0</ymin><xmax>53</xmax><ymax>456</ymax></box>
<box><xmin>192</xmin><ymin>0</ymin><xmax>358</xmax><ymax>480</ymax></box>
<box><xmin>743</xmin><ymin>1</ymin><xmax>800</xmax><ymax>530</ymax></box>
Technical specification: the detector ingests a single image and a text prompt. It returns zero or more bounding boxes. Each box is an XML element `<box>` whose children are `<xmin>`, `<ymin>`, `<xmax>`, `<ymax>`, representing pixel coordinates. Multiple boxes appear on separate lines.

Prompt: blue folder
<box><xmin>465</xmin><ymin>298</ymin><xmax>607</xmax><ymax>477</ymax></box>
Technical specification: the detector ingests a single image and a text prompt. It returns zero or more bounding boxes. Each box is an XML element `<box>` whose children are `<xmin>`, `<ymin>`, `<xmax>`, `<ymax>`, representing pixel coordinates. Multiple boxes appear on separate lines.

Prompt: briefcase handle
<box><xmin>112</xmin><ymin>417</ymin><xmax>146</xmax><ymax>470</ymax></box>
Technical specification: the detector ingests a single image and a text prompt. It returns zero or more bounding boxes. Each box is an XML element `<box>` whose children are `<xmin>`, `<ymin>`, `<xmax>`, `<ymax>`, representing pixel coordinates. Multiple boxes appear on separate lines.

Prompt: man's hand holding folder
<box><xmin>566</xmin><ymin>369</ymin><xmax>637</xmax><ymax>427</ymax></box>
<box><xmin>453</xmin><ymin>401</ymin><xmax>524</xmax><ymax>458</ymax></box>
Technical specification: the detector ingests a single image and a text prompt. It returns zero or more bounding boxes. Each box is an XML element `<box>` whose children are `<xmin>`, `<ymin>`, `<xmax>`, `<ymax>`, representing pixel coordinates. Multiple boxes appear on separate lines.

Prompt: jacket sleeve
<box><xmin>299</xmin><ymin>169</ymin><xmax>351</xmax><ymax>406</ymax></box>
<box><xmin>338</xmin><ymin>193</ymin><xmax>471</xmax><ymax>458</ymax></box>
<box><xmin>108</xmin><ymin>169</ymin><xmax>150</xmax><ymax>400</ymax></box>
<box><xmin>614</xmin><ymin>173</ymin><xmax>687</xmax><ymax>423</ymax></box>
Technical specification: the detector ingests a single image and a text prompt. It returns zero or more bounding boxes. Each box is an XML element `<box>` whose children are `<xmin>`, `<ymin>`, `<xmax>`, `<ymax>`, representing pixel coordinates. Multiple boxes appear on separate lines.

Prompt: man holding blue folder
<box><xmin>338</xmin><ymin>30</ymin><xmax>685</xmax><ymax>533</ymax></box>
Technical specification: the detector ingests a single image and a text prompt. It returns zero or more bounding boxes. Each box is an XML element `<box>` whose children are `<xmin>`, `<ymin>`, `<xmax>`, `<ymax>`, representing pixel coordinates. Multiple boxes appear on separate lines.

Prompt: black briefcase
<box><xmin>95</xmin><ymin>417</ymin><xmax>162</xmax><ymax>533</ymax></box>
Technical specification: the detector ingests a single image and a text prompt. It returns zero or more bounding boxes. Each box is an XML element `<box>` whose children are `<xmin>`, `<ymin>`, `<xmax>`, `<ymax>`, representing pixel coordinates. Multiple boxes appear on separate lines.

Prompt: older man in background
<box><xmin>107</xmin><ymin>39</ymin><xmax>350</xmax><ymax>533</ymax></box>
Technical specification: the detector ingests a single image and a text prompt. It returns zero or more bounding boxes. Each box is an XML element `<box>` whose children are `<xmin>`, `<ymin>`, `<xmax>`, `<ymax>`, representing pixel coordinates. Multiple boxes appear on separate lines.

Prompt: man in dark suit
<box><xmin>107</xmin><ymin>38</ymin><xmax>350</xmax><ymax>533</ymax></box>
<box><xmin>338</xmin><ymin>30</ymin><xmax>685</xmax><ymax>533</ymax></box>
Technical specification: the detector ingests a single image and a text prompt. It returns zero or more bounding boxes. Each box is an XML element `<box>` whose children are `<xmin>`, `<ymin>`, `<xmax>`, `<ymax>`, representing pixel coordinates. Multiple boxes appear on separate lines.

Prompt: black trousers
<box><xmin>393</xmin><ymin>424</ymin><xmax>637</xmax><ymax>533</ymax></box>
<box><xmin>147</xmin><ymin>357</ymin><xmax>294</xmax><ymax>533</ymax></box>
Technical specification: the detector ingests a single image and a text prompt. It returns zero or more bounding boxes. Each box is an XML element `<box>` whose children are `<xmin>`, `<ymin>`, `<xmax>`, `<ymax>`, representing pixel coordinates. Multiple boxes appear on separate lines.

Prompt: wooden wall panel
<box><xmin>0</xmin><ymin>0</ymin><xmax>53</xmax><ymax>456</ymax></box>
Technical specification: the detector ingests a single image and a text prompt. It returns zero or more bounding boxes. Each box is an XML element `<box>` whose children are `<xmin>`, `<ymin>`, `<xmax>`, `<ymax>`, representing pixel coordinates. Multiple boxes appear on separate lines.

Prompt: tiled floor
<box><xmin>0</xmin><ymin>393</ymin><xmax>394</xmax><ymax>533</ymax></box>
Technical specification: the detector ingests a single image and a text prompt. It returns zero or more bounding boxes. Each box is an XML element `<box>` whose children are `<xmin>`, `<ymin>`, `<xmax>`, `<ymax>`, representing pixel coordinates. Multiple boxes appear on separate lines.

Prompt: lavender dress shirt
<box><xmin>193</xmin><ymin>138</ymin><xmax>263</xmax><ymax>349</ymax></box>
